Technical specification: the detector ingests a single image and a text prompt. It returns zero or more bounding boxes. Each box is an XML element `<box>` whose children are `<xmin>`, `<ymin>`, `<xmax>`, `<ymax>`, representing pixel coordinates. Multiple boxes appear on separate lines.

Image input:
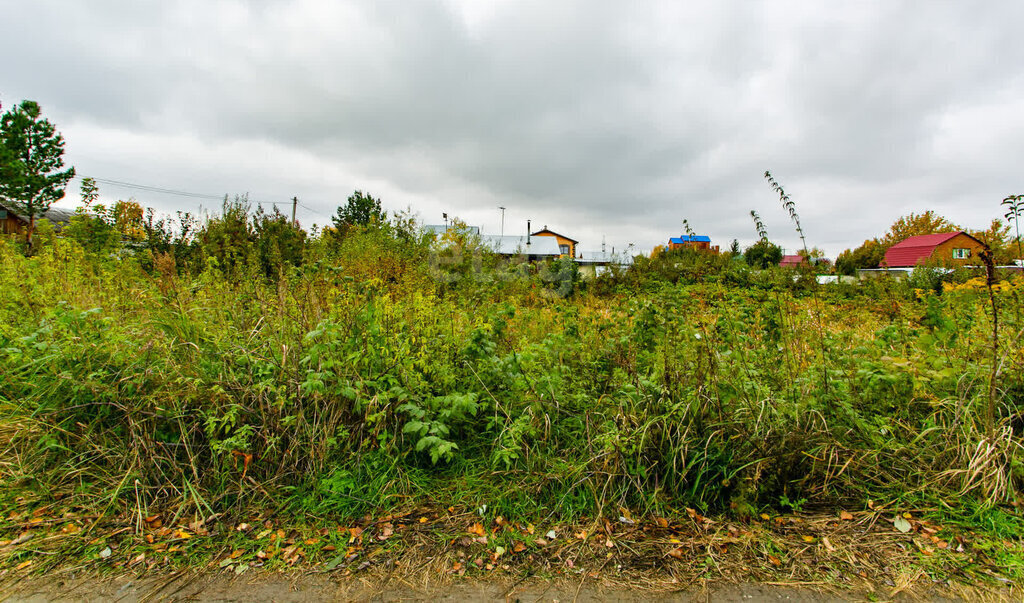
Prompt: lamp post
<box><xmin>443</xmin><ymin>212</ymin><xmax>448</xmax><ymax>232</ymax></box>
<box><xmin>498</xmin><ymin>206</ymin><xmax>505</xmax><ymax>238</ymax></box>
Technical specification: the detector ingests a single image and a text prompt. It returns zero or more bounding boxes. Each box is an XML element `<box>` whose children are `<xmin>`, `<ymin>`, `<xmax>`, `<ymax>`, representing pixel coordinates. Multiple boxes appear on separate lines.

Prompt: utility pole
<box><xmin>291</xmin><ymin>196</ymin><xmax>298</xmax><ymax>226</ymax></box>
<box><xmin>499</xmin><ymin>206</ymin><xmax>506</xmax><ymax>237</ymax></box>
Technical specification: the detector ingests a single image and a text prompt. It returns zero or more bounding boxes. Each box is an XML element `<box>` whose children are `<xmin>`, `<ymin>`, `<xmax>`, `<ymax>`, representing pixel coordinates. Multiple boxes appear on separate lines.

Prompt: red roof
<box><xmin>779</xmin><ymin>254</ymin><xmax>806</xmax><ymax>267</ymax></box>
<box><xmin>883</xmin><ymin>232</ymin><xmax>963</xmax><ymax>267</ymax></box>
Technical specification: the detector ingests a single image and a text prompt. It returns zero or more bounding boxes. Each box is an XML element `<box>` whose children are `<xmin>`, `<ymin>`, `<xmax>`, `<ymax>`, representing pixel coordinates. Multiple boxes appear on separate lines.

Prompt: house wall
<box><xmin>1</xmin><ymin>214</ymin><xmax>25</xmax><ymax>235</ymax></box>
<box><xmin>931</xmin><ymin>233</ymin><xmax>985</xmax><ymax>265</ymax></box>
<box><xmin>668</xmin><ymin>240</ymin><xmax>714</xmax><ymax>252</ymax></box>
<box><xmin>533</xmin><ymin>232</ymin><xmax>575</xmax><ymax>257</ymax></box>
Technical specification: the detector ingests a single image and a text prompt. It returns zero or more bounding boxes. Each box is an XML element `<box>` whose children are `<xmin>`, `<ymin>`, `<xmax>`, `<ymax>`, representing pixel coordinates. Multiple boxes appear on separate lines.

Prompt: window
<box><xmin>952</xmin><ymin>248</ymin><xmax>971</xmax><ymax>259</ymax></box>
<box><xmin>559</xmin><ymin>244</ymin><xmax>569</xmax><ymax>255</ymax></box>
<box><xmin>0</xmin><ymin>209</ymin><xmax>6</xmax><ymax>220</ymax></box>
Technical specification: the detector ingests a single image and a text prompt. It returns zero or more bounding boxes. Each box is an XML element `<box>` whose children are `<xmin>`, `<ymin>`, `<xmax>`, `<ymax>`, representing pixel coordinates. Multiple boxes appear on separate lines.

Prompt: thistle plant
<box><xmin>750</xmin><ymin>210</ymin><xmax>769</xmax><ymax>242</ymax></box>
<box><xmin>764</xmin><ymin>171</ymin><xmax>808</xmax><ymax>257</ymax></box>
<box><xmin>1003</xmin><ymin>194</ymin><xmax>1023</xmax><ymax>262</ymax></box>
<box><xmin>764</xmin><ymin>170</ymin><xmax>828</xmax><ymax>392</ymax></box>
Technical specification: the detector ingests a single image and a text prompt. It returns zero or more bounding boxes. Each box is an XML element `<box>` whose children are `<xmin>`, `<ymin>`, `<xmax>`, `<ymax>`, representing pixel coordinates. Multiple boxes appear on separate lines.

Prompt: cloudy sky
<box><xmin>3</xmin><ymin>1</ymin><xmax>1023</xmax><ymax>257</ymax></box>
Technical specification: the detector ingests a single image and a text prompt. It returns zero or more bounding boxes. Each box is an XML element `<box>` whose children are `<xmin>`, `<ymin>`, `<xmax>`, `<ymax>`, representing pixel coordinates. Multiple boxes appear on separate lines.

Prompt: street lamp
<box><xmin>498</xmin><ymin>206</ymin><xmax>506</xmax><ymax>238</ymax></box>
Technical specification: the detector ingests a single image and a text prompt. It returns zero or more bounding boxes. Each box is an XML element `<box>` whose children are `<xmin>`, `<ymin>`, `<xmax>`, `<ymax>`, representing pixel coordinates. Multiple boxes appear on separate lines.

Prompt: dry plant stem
<box><xmin>980</xmin><ymin>248</ymin><xmax>998</xmax><ymax>439</ymax></box>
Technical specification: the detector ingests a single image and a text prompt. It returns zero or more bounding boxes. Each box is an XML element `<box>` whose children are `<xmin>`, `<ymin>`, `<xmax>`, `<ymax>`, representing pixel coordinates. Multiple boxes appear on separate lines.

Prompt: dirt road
<box><xmin>1</xmin><ymin>574</ymin><xmax>994</xmax><ymax>602</ymax></box>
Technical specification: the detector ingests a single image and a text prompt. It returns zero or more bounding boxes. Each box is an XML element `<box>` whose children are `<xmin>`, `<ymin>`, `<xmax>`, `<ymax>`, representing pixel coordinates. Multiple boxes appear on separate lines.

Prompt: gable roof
<box><xmin>779</xmin><ymin>254</ymin><xmax>807</xmax><ymax>267</ymax></box>
<box><xmin>481</xmin><ymin>235</ymin><xmax>562</xmax><ymax>256</ymax></box>
<box><xmin>530</xmin><ymin>228</ymin><xmax>578</xmax><ymax>244</ymax></box>
<box><xmin>669</xmin><ymin>234</ymin><xmax>711</xmax><ymax>244</ymax></box>
<box><xmin>0</xmin><ymin>202</ymin><xmax>74</xmax><ymax>226</ymax></box>
<box><xmin>883</xmin><ymin>231</ymin><xmax>981</xmax><ymax>267</ymax></box>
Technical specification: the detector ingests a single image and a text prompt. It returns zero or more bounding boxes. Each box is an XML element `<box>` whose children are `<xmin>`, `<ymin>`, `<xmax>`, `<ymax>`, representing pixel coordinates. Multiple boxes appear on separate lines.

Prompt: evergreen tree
<box><xmin>0</xmin><ymin>100</ymin><xmax>75</xmax><ymax>247</ymax></box>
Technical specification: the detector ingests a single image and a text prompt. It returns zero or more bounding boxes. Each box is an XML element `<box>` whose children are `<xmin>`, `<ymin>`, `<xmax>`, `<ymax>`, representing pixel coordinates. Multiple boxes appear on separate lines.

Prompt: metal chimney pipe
<box><xmin>527</xmin><ymin>220</ymin><xmax>531</xmax><ymax>245</ymax></box>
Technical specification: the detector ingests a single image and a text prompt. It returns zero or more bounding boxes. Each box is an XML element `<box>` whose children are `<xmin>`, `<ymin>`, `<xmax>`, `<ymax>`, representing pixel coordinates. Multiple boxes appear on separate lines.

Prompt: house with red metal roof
<box><xmin>883</xmin><ymin>232</ymin><xmax>985</xmax><ymax>268</ymax></box>
<box><xmin>779</xmin><ymin>254</ymin><xmax>807</xmax><ymax>268</ymax></box>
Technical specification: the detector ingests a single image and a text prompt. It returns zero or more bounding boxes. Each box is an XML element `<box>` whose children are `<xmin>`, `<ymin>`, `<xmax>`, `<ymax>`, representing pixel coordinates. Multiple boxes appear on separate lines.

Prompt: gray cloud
<box><xmin>3</xmin><ymin>0</ymin><xmax>1023</xmax><ymax>257</ymax></box>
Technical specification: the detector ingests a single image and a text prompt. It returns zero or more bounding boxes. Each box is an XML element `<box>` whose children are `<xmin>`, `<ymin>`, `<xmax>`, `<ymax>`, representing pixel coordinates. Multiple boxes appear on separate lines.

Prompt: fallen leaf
<box><xmin>768</xmin><ymin>554</ymin><xmax>781</xmax><ymax>567</ymax></box>
<box><xmin>99</xmin><ymin>546</ymin><xmax>112</xmax><ymax>559</ymax></box>
<box><xmin>534</xmin><ymin>538</ymin><xmax>549</xmax><ymax>547</ymax></box>
<box><xmin>513</xmin><ymin>541</ymin><xmax>526</xmax><ymax>553</ymax></box>
<box><xmin>235</xmin><ymin>523</ymin><xmax>250</xmax><ymax>532</ymax></box>
<box><xmin>304</xmin><ymin>538</ymin><xmax>320</xmax><ymax>546</ymax></box>
<box><xmin>821</xmin><ymin>536</ymin><xmax>835</xmax><ymax>552</ymax></box>
<box><xmin>468</xmin><ymin>523</ymin><xmax>486</xmax><ymax>537</ymax></box>
<box><xmin>546</xmin><ymin>530</ymin><xmax>557</xmax><ymax>539</ymax></box>
<box><xmin>16</xmin><ymin>560</ymin><xmax>32</xmax><ymax>570</ymax></box>
<box><xmin>655</xmin><ymin>517</ymin><xmax>669</xmax><ymax>528</ymax></box>
<box><xmin>893</xmin><ymin>516</ymin><xmax>912</xmax><ymax>533</ymax></box>
<box><xmin>419</xmin><ymin>517</ymin><xmax>428</xmax><ymax>524</ymax></box>
<box><xmin>760</xmin><ymin>513</ymin><xmax>771</xmax><ymax>521</ymax></box>
<box><xmin>230</xmin><ymin>549</ymin><xmax>244</xmax><ymax>559</ymax></box>
<box><xmin>840</xmin><ymin>510</ymin><xmax>854</xmax><ymax>521</ymax></box>
<box><xmin>801</xmin><ymin>535</ymin><xmax>815</xmax><ymax>543</ymax></box>
<box><xmin>667</xmin><ymin>547</ymin><xmax>684</xmax><ymax>560</ymax></box>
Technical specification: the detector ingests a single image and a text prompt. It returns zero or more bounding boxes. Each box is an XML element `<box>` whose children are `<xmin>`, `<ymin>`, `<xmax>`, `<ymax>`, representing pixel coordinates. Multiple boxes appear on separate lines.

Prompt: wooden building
<box><xmin>530</xmin><ymin>227</ymin><xmax>577</xmax><ymax>258</ymax></box>
<box><xmin>883</xmin><ymin>232</ymin><xmax>986</xmax><ymax>268</ymax></box>
<box><xmin>0</xmin><ymin>202</ymin><xmax>74</xmax><ymax>234</ymax></box>
<box><xmin>668</xmin><ymin>234</ymin><xmax>719</xmax><ymax>253</ymax></box>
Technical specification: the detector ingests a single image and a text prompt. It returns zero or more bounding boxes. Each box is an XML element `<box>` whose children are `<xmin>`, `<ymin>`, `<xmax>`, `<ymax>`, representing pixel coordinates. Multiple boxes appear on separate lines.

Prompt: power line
<box><xmin>67</xmin><ymin>174</ymin><xmax>336</xmax><ymax>222</ymax></box>
<box><xmin>76</xmin><ymin>176</ymin><xmax>225</xmax><ymax>201</ymax></box>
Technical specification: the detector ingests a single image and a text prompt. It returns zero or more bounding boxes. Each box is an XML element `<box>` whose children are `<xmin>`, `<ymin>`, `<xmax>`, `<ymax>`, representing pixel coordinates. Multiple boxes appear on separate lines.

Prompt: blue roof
<box><xmin>669</xmin><ymin>235</ymin><xmax>711</xmax><ymax>244</ymax></box>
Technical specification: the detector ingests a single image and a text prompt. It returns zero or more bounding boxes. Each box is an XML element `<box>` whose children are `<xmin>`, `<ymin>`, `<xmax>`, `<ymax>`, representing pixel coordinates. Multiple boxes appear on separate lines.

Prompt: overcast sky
<box><xmin>3</xmin><ymin>1</ymin><xmax>1023</xmax><ymax>257</ymax></box>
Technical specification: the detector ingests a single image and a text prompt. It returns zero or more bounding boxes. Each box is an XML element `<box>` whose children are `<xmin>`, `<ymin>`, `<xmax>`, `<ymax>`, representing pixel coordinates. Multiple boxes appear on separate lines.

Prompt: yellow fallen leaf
<box><xmin>768</xmin><ymin>554</ymin><xmax>781</xmax><ymax>567</ymax></box>
<box><xmin>840</xmin><ymin>511</ymin><xmax>854</xmax><ymax>521</ymax></box>
<box><xmin>419</xmin><ymin>517</ymin><xmax>428</xmax><ymax>524</ymax></box>
<box><xmin>760</xmin><ymin>513</ymin><xmax>771</xmax><ymax>521</ymax></box>
<box><xmin>801</xmin><ymin>535</ymin><xmax>815</xmax><ymax>543</ymax></box>
<box><xmin>175</xmin><ymin>530</ymin><xmax>192</xmax><ymax>540</ymax></box>
<box><xmin>16</xmin><ymin>560</ymin><xmax>32</xmax><ymax>570</ymax></box>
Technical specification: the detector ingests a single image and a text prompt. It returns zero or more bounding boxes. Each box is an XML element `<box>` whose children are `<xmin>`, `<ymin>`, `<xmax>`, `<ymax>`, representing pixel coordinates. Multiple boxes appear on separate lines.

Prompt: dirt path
<box><xmin>0</xmin><ymin>574</ymin><xmax>999</xmax><ymax>602</ymax></box>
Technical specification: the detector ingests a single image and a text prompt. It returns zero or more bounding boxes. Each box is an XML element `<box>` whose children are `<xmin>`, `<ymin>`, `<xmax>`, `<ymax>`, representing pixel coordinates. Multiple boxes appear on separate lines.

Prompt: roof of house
<box><xmin>530</xmin><ymin>227</ymin><xmax>578</xmax><ymax>244</ymax></box>
<box><xmin>779</xmin><ymin>254</ymin><xmax>807</xmax><ymax>267</ymax></box>
<box><xmin>0</xmin><ymin>202</ymin><xmax>75</xmax><ymax>228</ymax></box>
<box><xmin>422</xmin><ymin>224</ymin><xmax>480</xmax><ymax>235</ymax></box>
<box><xmin>883</xmin><ymin>232</ymin><xmax>980</xmax><ymax>267</ymax></box>
<box><xmin>669</xmin><ymin>235</ymin><xmax>711</xmax><ymax>244</ymax></box>
<box><xmin>577</xmin><ymin>250</ymin><xmax>634</xmax><ymax>265</ymax></box>
<box><xmin>481</xmin><ymin>235</ymin><xmax>562</xmax><ymax>256</ymax></box>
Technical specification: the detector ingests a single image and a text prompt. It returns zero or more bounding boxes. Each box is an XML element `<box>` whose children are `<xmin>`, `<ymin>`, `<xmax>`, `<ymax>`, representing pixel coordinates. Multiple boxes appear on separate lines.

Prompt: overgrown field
<box><xmin>1</xmin><ymin>219</ymin><xmax>1023</xmax><ymax>587</ymax></box>
<box><xmin>2</xmin><ymin>225</ymin><xmax>1022</xmax><ymax>527</ymax></box>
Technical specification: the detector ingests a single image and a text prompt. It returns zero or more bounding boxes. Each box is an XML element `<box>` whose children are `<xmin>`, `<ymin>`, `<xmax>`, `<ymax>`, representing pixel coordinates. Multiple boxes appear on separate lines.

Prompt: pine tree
<box><xmin>0</xmin><ymin>100</ymin><xmax>76</xmax><ymax>247</ymax></box>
